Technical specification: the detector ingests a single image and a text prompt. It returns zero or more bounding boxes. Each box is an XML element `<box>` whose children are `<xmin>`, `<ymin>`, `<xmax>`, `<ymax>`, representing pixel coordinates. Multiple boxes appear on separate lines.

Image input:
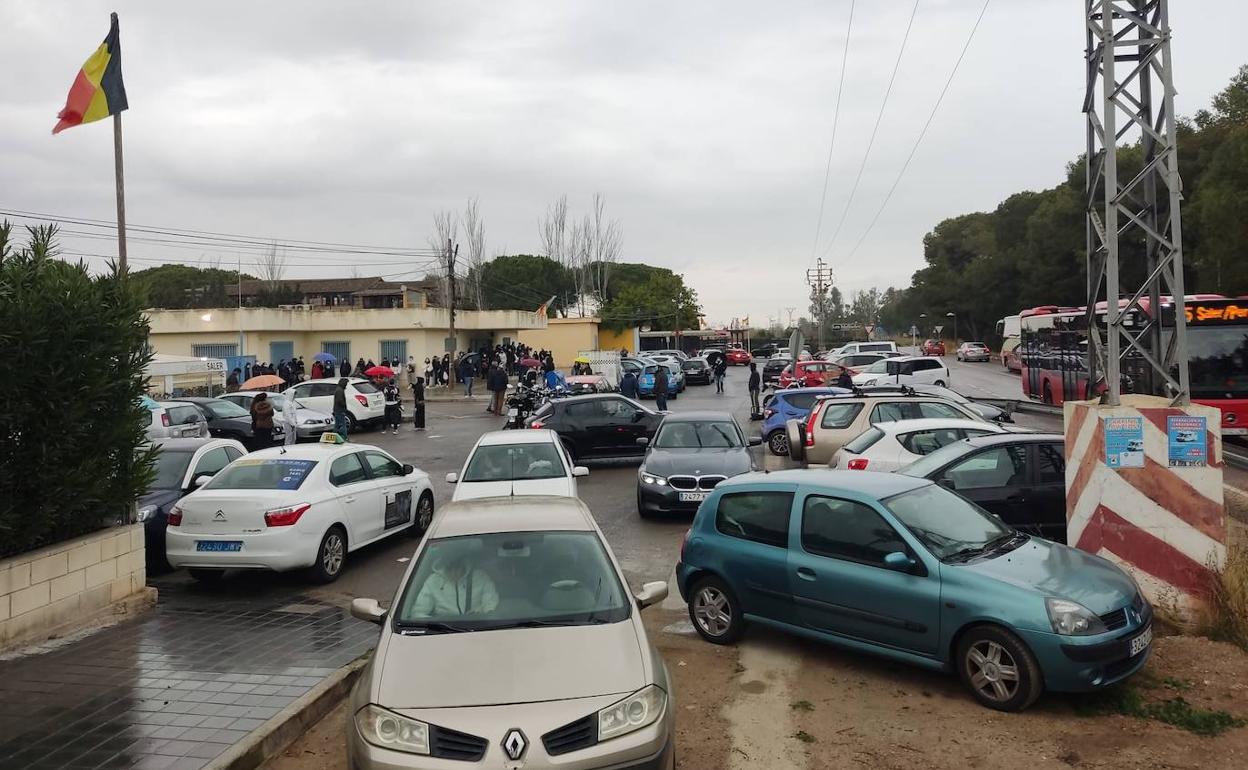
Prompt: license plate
<box><xmin>507</xmin><ymin>408</ymin><xmax>518</xmax><ymax>417</ymax></box>
<box><xmin>196</xmin><ymin>541</ymin><xmax>242</xmax><ymax>552</ymax></box>
<box><xmin>1129</xmin><ymin>625</ymin><xmax>1152</xmax><ymax>656</ymax></box>
<box><xmin>679</xmin><ymin>492</ymin><xmax>708</xmax><ymax>502</ymax></box>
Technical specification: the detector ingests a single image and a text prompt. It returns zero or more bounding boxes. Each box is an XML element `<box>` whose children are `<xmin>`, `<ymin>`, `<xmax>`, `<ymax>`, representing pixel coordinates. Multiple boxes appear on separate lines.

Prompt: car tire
<box><xmin>188</xmin><ymin>568</ymin><xmax>224</xmax><ymax>583</ymax></box>
<box><xmin>688</xmin><ymin>576</ymin><xmax>744</xmax><ymax>645</ymax></box>
<box><xmin>308</xmin><ymin>525</ymin><xmax>347</xmax><ymax>584</ymax></box>
<box><xmin>785</xmin><ymin>419</ymin><xmax>806</xmax><ymax>464</ymax></box>
<box><xmin>955</xmin><ymin>625</ymin><xmax>1044</xmax><ymax>712</ymax></box>
<box><xmin>347</xmin><ymin>413</ymin><xmax>360</xmax><ymax>433</ymax></box>
<box><xmin>412</xmin><ymin>491</ymin><xmax>434</xmax><ymax>536</ymax></box>
<box><xmin>766</xmin><ymin>430</ymin><xmax>789</xmax><ymax>456</ymax></box>
<box><xmin>934</xmin><ymin>380</ymin><xmax>946</xmax><ymax>388</ymax></box>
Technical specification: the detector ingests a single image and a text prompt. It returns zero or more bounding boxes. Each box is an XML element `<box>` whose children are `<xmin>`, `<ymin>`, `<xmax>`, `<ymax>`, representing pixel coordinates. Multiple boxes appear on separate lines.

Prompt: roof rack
<box><xmin>813</xmin><ymin>384</ymin><xmax>918</xmax><ymax>401</ymax></box>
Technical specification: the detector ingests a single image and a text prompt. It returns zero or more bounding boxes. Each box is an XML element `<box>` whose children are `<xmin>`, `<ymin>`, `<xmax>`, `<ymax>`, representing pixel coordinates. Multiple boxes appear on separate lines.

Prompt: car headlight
<box><xmin>301</xmin><ymin>418</ymin><xmax>320</xmax><ymax>425</ymax></box>
<box><xmin>641</xmin><ymin>473</ymin><xmax>667</xmax><ymax>486</ymax></box>
<box><xmin>598</xmin><ymin>685</ymin><xmax>666</xmax><ymax>742</ymax></box>
<box><xmin>355</xmin><ymin>705</ymin><xmax>429</xmax><ymax>755</ymax></box>
<box><xmin>1046</xmin><ymin>598</ymin><xmax>1107</xmax><ymax>636</ymax></box>
<box><xmin>137</xmin><ymin>505</ymin><xmax>156</xmax><ymax>522</ymax></box>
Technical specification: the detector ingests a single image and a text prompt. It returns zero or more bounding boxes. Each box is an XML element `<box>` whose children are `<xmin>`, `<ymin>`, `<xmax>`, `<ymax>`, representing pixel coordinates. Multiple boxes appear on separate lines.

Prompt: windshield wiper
<box><xmin>946</xmin><ymin>532</ymin><xmax>1024</xmax><ymax>563</ymax></box>
<box><xmin>394</xmin><ymin>621</ymin><xmax>472</xmax><ymax>635</ymax></box>
<box><xmin>492</xmin><ymin>617</ymin><xmax>612</xmax><ymax>629</ymax></box>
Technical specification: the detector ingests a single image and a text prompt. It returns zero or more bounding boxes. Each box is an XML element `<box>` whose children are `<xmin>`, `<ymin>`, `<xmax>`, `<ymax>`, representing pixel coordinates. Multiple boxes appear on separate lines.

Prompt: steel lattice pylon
<box><xmin>1084</xmin><ymin>0</ymin><xmax>1190</xmax><ymax>405</ymax></box>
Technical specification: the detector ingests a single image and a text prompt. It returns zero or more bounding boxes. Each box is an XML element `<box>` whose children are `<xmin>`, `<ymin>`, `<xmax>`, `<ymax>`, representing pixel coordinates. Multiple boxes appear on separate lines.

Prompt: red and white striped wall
<box><xmin>1065</xmin><ymin>396</ymin><xmax>1226</xmax><ymax>619</ymax></box>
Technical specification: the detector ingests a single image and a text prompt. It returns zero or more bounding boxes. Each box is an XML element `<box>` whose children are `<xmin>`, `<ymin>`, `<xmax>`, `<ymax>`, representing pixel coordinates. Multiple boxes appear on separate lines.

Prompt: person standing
<box><xmin>311</xmin><ymin>360</ymin><xmax>323</xmax><ymax>380</ymax></box>
<box><xmin>383</xmin><ymin>378</ymin><xmax>403</xmax><ymax>434</ymax></box>
<box><xmin>713</xmin><ymin>356</ymin><xmax>728</xmax><ymax>394</ymax></box>
<box><xmin>459</xmin><ymin>355</ymin><xmax>476</xmax><ymax>397</ymax></box>
<box><xmin>339</xmin><ymin>358</ymin><xmax>351</xmax><ymax>378</ymax></box>
<box><xmin>653</xmin><ymin>364</ymin><xmax>669</xmax><ymax>411</ymax></box>
<box><xmin>226</xmin><ymin>368</ymin><xmax>241</xmax><ymax>393</ymax></box>
<box><xmin>620</xmin><ymin>369</ymin><xmax>639</xmax><ymax>400</ymax></box>
<box><xmin>487</xmin><ymin>362</ymin><xmax>508</xmax><ymax>415</ymax></box>
<box><xmin>332</xmin><ymin>378</ymin><xmax>351</xmax><ymax>439</ymax></box>
<box><xmin>835</xmin><ymin>366</ymin><xmax>853</xmax><ymax>390</ymax></box>
<box><xmin>411</xmin><ymin>376</ymin><xmax>426</xmax><ymax>431</ymax></box>
<box><xmin>748</xmin><ymin>362</ymin><xmax>761</xmax><ymax>413</ymax></box>
<box><xmin>280</xmin><ymin>392</ymin><xmax>299</xmax><ymax>447</ymax></box>
<box><xmin>249</xmin><ymin>392</ymin><xmax>275</xmax><ymax>448</ymax></box>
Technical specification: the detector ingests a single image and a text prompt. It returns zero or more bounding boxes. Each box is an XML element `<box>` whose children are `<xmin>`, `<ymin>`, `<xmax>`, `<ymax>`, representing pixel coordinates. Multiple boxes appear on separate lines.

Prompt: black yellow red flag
<box><xmin>52</xmin><ymin>13</ymin><xmax>128</xmax><ymax>134</ymax></box>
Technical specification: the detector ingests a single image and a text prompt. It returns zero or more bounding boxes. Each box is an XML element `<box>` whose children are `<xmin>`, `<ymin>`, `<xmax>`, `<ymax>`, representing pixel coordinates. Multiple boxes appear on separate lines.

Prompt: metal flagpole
<box><xmin>112</xmin><ymin>111</ymin><xmax>127</xmax><ymax>269</ymax></box>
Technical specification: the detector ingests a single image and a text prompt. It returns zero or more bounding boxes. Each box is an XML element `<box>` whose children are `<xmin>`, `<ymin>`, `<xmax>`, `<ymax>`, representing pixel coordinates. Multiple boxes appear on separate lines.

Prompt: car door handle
<box><xmin>796</xmin><ymin>567</ymin><xmax>817</xmax><ymax>581</ymax></box>
<box><xmin>1006</xmin><ymin>494</ymin><xmax>1026</xmax><ymax>502</ymax></box>
<box><xmin>343</xmin><ymin>496</ymin><xmax>356</xmax><ymax>503</ymax></box>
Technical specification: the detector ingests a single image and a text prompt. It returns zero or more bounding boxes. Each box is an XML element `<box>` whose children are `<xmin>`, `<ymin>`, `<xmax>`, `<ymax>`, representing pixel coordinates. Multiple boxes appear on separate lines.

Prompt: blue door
<box><xmin>711</xmin><ymin>490</ymin><xmax>798</xmax><ymax>625</ymax></box>
<box><xmin>270</xmin><ymin>340</ymin><xmax>294</xmax><ymax>364</ymax></box>
<box><xmin>787</xmin><ymin>492</ymin><xmax>940</xmax><ymax>655</ymax></box>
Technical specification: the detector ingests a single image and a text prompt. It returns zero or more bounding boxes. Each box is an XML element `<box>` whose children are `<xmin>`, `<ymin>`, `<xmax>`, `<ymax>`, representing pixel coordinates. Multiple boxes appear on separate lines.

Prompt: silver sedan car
<box><xmin>347</xmin><ymin>496</ymin><xmax>676</xmax><ymax>769</ymax></box>
<box><xmin>218</xmin><ymin>390</ymin><xmax>334</xmax><ymax>439</ymax></box>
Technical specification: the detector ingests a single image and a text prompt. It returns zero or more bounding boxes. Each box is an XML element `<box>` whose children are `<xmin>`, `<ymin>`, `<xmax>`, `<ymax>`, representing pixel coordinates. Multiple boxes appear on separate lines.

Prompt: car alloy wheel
<box><xmin>767</xmin><ymin>430</ymin><xmax>789</xmax><ymax>456</ymax></box>
<box><xmin>966</xmin><ymin>640</ymin><xmax>1019</xmax><ymax>703</ymax></box>
<box><xmin>414</xmin><ymin>493</ymin><xmax>434</xmax><ymax>535</ymax></box>
<box><xmin>688</xmin><ymin>577</ymin><xmax>743</xmax><ymax>644</ymax></box>
<box><xmin>310</xmin><ymin>527</ymin><xmax>347</xmax><ymax>583</ymax></box>
<box><xmin>956</xmin><ymin>625</ymin><xmax>1043</xmax><ymax>711</ymax></box>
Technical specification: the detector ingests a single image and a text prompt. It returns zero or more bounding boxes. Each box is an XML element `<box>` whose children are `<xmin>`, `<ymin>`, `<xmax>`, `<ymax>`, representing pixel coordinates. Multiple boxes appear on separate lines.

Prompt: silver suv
<box><xmin>145</xmin><ymin>401</ymin><xmax>208</xmax><ymax>441</ymax></box>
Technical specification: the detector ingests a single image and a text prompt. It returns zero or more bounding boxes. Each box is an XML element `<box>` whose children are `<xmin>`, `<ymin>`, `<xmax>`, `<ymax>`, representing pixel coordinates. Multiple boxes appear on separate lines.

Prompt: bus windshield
<box><xmin>1182</xmin><ymin>326</ymin><xmax>1248</xmax><ymax>399</ymax></box>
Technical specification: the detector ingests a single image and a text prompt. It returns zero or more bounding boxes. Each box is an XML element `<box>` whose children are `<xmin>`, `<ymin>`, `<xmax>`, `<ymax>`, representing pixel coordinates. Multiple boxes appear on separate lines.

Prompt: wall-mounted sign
<box><xmin>1104</xmin><ymin>416</ymin><xmax>1145</xmax><ymax>469</ymax></box>
<box><xmin>1167</xmin><ymin>415</ymin><xmax>1207</xmax><ymax>467</ymax></box>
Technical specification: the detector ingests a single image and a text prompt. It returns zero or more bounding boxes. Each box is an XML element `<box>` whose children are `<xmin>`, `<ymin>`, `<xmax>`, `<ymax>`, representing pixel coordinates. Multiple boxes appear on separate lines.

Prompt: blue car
<box><xmin>761</xmin><ymin>387</ymin><xmax>850</xmax><ymax>456</ymax></box>
<box><xmin>638</xmin><ymin>364</ymin><xmax>680</xmax><ymax>400</ymax></box>
<box><xmin>675</xmin><ymin>470</ymin><xmax>1152</xmax><ymax>711</ymax></box>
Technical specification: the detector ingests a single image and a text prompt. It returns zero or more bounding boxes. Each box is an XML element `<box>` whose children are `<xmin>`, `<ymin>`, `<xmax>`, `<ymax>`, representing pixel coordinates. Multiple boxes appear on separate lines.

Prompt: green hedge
<box><xmin>0</xmin><ymin>222</ymin><xmax>155</xmax><ymax>558</ymax></box>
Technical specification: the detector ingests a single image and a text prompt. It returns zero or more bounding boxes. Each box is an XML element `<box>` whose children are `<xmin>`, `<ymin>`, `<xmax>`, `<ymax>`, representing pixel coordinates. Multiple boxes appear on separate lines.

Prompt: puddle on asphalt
<box><xmin>663</xmin><ymin>620</ymin><xmax>696</xmax><ymax>636</ymax></box>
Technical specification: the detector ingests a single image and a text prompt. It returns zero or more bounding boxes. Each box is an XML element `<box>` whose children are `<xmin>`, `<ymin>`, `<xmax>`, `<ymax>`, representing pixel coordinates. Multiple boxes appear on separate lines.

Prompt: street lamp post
<box><xmin>947</xmin><ymin>312</ymin><xmax>957</xmax><ymax>345</ymax></box>
<box><xmin>917</xmin><ymin>313</ymin><xmax>927</xmax><ymax>353</ymax></box>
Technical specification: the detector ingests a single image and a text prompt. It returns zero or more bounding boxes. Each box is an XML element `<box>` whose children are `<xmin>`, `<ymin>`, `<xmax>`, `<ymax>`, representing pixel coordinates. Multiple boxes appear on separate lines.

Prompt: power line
<box><xmin>809</xmin><ymin>0</ymin><xmax>857</xmax><ymax>262</ymax></box>
<box><xmin>839</xmin><ymin>0</ymin><xmax>992</xmax><ymax>265</ymax></box>
<box><xmin>818</xmin><ymin>0</ymin><xmax>922</xmax><ymax>261</ymax></box>
<box><xmin>58</xmin><ymin>248</ymin><xmax>442</xmax><ymax>275</ymax></box>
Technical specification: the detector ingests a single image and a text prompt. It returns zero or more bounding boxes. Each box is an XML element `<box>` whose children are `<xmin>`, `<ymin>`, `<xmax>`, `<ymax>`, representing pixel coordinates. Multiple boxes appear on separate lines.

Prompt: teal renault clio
<box><xmin>675</xmin><ymin>470</ymin><xmax>1152</xmax><ymax>711</ymax></box>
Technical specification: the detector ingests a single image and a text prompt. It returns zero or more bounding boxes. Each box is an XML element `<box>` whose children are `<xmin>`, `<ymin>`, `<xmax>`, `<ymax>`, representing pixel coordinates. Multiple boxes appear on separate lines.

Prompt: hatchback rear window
<box><xmin>353</xmin><ymin>381</ymin><xmax>379</xmax><ymax>394</ymax></box>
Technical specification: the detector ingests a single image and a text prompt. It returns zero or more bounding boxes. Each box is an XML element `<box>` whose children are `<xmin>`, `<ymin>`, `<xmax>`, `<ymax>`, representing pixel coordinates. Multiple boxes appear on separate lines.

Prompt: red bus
<box><xmin>1018</xmin><ymin>296</ymin><xmax>1248</xmax><ymax>435</ymax></box>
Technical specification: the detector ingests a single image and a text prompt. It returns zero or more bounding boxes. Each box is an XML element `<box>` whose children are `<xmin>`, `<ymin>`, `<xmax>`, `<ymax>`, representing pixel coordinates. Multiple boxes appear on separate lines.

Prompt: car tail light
<box><xmin>161</xmin><ymin>412</ymin><xmax>171</xmax><ymax>427</ymax></box>
<box><xmin>763</xmin><ymin>408</ymin><xmax>775</xmax><ymax>419</ymax></box>
<box><xmin>355</xmin><ymin>394</ymin><xmax>369</xmax><ymax>407</ymax></box>
<box><xmin>530</xmin><ymin>420</ymin><xmax>544</xmax><ymax>429</ymax></box>
<box><xmin>847</xmin><ymin>458</ymin><xmax>869</xmax><ymax>470</ymax></box>
<box><xmin>265</xmin><ymin>503</ymin><xmax>311</xmax><ymax>527</ymax></box>
<box><xmin>804</xmin><ymin>405</ymin><xmax>822</xmax><ymax>447</ymax></box>
<box><xmin>168</xmin><ymin>506</ymin><xmax>183</xmax><ymax>527</ymax></box>
<box><xmin>680</xmin><ymin>528</ymin><xmax>691</xmax><ymax>561</ymax></box>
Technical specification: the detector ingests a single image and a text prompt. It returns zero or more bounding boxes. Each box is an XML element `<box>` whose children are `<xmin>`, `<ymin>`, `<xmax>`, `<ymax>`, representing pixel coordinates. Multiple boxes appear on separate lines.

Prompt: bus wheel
<box><xmin>1042</xmin><ymin>382</ymin><xmax>1053</xmax><ymax>405</ymax></box>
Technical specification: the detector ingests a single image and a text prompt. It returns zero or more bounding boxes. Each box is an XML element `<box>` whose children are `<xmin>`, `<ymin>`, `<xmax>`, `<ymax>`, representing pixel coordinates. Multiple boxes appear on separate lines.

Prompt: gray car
<box><xmin>347</xmin><ymin>496</ymin><xmax>675</xmax><ymax>769</ymax></box>
<box><xmin>219</xmin><ymin>391</ymin><xmax>335</xmax><ymax>439</ymax></box>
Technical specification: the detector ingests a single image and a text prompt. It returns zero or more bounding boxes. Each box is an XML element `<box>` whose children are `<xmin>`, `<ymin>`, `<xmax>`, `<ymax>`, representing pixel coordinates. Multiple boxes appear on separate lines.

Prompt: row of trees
<box><xmin>872</xmin><ymin>64</ymin><xmax>1248</xmax><ymax>344</ymax></box>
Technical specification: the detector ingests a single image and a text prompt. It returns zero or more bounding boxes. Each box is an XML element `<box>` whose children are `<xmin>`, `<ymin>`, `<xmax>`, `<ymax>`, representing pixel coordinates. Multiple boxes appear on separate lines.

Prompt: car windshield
<box><xmin>393</xmin><ymin>531</ymin><xmax>630</xmax><ymax>632</ymax></box>
<box><xmin>965</xmin><ymin>342</ymin><xmax>987</xmax><ymax>349</ymax></box>
<box><xmin>463</xmin><ymin>443</ymin><xmax>566</xmax><ymax>481</ymax></box>
<box><xmin>654</xmin><ymin>420</ymin><xmax>741</xmax><ymax>448</ymax></box>
<box><xmin>206</xmin><ymin>458</ymin><xmax>318</xmax><ymax>490</ymax></box>
<box><xmin>883</xmin><ymin>484</ymin><xmax>1013</xmax><ymax>561</ymax></box>
<box><xmin>681</xmin><ymin>360</ymin><xmax>705</xmax><ymax>370</ymax></box>
<box><xmin>151</xmin><ymin>449</ymin><xmax>194</xmax><ymax>489</ymax></box>
<box><xmin>204</xmin><ymin>400</ymin><xmax>249</xmax><ymax>419</ymax></box>
<box><xmin>897</xmin><ymin>439</ymin><xmax>975</xmax><ymax>478</ymax></box>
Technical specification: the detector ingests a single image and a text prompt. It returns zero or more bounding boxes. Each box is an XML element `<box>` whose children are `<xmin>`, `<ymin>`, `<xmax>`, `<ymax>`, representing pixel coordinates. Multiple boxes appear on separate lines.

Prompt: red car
<box><xmin>922</xmin><ymin>339</ymin><xmax>946</xmax><ymax>356</ymax></box>
<box><xmin>726</xmin><ymin>348</ymin><xmax>752</xmax><ymax>365</ymax></box>
<box><xmin>777</xmin><ymin>360</ymin><xmax>849</xmax><ymax>388</ymax></box>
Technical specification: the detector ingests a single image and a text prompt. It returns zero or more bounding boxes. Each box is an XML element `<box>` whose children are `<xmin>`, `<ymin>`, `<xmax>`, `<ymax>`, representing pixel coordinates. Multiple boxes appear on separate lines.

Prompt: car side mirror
<box><xmin>635</xmin><ymin>436</ymin><xmax>650</xmax><ymax>447</ymax></box>
<box><xmin>445</xmin><ymin>472</ymin><xmax>459</xmax><ymax>483</ymax></box>
<box><xmin>572</xmin><ymin>466</ymin><xmax>589</xmax><ymax>477</ymax></box>
<box><xmin>350</xmin><ymin>597</ymin><xmax>387</xmax><ymax>625</ymax></box>
<box><xmin>402</xmin><ymin>464</ymin><xmax>415</xmax><ymax>476</ymax></box>
<box><xmin>937</xmin><ymin>476</ymin><xmax>956</xmax><ymax>490</ymax></box>
<box><xmin>748</xmin><ymin>436</ymin><xmax>763</xmax><ymax>447</ymax></box>
<box><xmin>634</xmin><ymin>581</ymin><xmax>668</xmax><ymax>609</ymax></box>
<box><xmin>193</xmin><ymin>475</ymin><xmax>212</xmax><ymax>488</ymax></box>
<box><xmin>883</xmin><ymin>552</ymin><xmax>917</xmax><ymax>572</ymax></box>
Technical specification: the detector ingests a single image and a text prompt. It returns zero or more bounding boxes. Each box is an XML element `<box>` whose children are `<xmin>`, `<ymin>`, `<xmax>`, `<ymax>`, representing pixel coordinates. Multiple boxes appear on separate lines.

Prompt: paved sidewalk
<box><xmin>0</xmin><ymin>583</ymin><xmax>376</xmax><ymax>770</ymax></box>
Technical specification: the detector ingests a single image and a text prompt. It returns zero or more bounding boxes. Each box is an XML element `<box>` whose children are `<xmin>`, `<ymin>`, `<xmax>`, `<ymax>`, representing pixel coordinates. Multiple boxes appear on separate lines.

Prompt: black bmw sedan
<box><xmin>637</xmin><ymin>411</ymin><xmax>760</xmax><ymax>518</ymax></box>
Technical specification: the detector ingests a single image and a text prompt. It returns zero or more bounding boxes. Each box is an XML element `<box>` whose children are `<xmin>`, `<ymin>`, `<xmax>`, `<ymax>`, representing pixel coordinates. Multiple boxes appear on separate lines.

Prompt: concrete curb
<box><xmin>205</xmin><ymin>654</ymin><xmax>370</xmax><ymax>770</ymax></box>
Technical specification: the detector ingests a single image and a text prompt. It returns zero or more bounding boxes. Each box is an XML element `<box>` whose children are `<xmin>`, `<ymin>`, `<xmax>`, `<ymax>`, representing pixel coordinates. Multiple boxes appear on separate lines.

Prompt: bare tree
<box><xmin>568</xmin><ymin>217</ymin><xmax>591</xmax><ymax>316</ymax></box>
<box><xmin>257</xmin><ymin>241</ymin><xmax>286</xmax><ymax>288</ymax></box>
<box><xmin>429</xmin><ymin>210</ymin><xmax>460</xmax><ymax>308</ymax></box>
<box><xmin>462</xmin><ymin>198</ymin><xmax>486</xmax><ymax>310</ymax></box>
<box><xmin>538</xmin><ymin>195</ymin><xmax>571</xmax><ymax>316</ymax></box>
<box><xmin>588</xmin><ymin>193</ymin><xmax>622</xmax><ymax>304</ymax></box>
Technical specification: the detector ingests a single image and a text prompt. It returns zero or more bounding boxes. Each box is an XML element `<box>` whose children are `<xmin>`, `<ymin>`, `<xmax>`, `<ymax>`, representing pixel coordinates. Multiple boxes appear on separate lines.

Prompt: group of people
<box><xmin>226</xmin><ymin>357</ymin><xmax>308</xmax><ymax>393</ymax></box>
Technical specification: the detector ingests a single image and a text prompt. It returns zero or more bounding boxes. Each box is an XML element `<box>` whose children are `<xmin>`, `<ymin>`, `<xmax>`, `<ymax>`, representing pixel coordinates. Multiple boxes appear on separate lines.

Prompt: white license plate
<box><xmin>196</xmin><ymin>540</ymin><xmax>242</xmax><ymax>552</ymax></box>
<box><xmin>507</xmin><ymin>408</ymin><xmax>518</xmax><ymax>417</ymax></box>
<box><xmin>679</xmin><ymin>492</ymin><xmax>708</xmax><ymax>502</ymax></box>
<box><xmin>1129</xmin><ymin>625</ymin><xmax>1152</xmax><ymax>656</ymax></box>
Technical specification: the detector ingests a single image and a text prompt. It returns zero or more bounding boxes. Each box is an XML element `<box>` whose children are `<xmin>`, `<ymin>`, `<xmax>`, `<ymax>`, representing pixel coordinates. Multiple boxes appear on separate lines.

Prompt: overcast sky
<box><xmin>2</xmin><ymin>1</ymin><xmax>1245</xmax><ymax>327</ymax></box>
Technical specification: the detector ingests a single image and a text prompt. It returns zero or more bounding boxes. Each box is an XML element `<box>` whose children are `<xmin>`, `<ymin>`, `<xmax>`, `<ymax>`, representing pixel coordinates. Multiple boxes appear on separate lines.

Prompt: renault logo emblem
<box><xmin>502</xmin><ymin>728</ymin><xmax>528</xmax><ymax>761</ymax></box>
<box><xmin>214</xmin><ymin>510</ymin><xmax>227</xmax><ymax>521</ymax></box>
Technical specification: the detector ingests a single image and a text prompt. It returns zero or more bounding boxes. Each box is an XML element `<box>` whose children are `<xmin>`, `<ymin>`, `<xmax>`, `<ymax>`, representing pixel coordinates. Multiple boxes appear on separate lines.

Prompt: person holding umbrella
<box><xmin>249</xmin><ymin>392</ymin><xmax>275</xmax><ymax>448</ymax></box>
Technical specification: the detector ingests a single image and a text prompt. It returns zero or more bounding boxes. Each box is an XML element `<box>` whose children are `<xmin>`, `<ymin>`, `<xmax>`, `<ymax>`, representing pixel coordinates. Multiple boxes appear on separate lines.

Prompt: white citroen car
<box><xmin>346</xmin><ymin>496</ymin><xmax>675</xmax><ymax>769</ymax></box>
<box><xmin>166</xmin><ymin>438</ymin><xmax>433</xmax><ymax>583</ymax></box>
<box><xmin>446</xmin><ymin>429</ymin><xmax>588</xmax><ymax>502</ymax></box>
<box><xmin>831</xmin><ymin>418</ymin><xmax>1011</xmax><ymax>472</ymax></box>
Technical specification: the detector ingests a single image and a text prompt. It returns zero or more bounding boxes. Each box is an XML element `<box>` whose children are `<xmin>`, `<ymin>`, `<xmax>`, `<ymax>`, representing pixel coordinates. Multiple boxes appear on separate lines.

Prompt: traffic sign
<box><xmin>864</xmin><ymin>325</ymin><xmax>874</xmax><ymax>336</ymax></box>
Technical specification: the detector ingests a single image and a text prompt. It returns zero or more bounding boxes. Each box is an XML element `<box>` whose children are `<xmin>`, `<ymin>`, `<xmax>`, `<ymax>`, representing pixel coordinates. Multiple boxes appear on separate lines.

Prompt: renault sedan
<box><xmin>347</xmin><ymin>496</ymin><xmax>675</xmax><ymax>769</ymax></box>
<box><xmin>676</xmin><ymin>470</ymin><xmax>1152</xmax><ymax>711</ymax></box>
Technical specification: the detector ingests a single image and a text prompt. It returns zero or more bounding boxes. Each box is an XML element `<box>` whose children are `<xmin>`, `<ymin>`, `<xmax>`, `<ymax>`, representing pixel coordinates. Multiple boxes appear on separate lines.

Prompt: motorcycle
<box><xmin>502</xmin><ymin>384</ymin><xmax>543</xmax><ymax>429</ymax></box>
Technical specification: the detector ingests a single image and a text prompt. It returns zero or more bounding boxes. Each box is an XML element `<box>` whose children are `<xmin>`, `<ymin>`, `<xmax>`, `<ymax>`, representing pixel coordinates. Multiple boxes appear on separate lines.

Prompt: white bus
<box><xmin>995</xmin><ymin>314</ymin><xmax>1021</xmax><ymax>372</ymax></box>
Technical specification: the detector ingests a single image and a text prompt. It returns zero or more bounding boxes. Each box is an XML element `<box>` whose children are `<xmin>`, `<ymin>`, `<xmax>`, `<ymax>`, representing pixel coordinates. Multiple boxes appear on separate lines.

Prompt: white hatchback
<box><xmin>852</xmin><ymin>355</ymin><xmax>951</xmax><ymax>388</ymax></box>
<box><xmin>830</xmin><ymin>418</ymin><xmax>1010</xmax><ymax>473</ymax></box>
<box><xmin>447</xmin><ymin>429</ymin><xmax>588</xmax><ymax>501</ymax></box>
<box><xmin>286</xmin><ymin>378</ymin><xmax>386</xmax><ymax>430</ymax></box>
<box><xmin>166</xmin><ymin>440</ymin><xmax>433</xmax><ymax>583</ymax></box>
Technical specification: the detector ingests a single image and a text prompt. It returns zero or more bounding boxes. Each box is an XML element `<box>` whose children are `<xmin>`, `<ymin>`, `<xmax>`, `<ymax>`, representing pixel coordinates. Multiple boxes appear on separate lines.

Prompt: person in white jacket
<box><xmin>281</xmin><ymin>393</ymin><xmax>300</xmax><ymax>447</ymax></box>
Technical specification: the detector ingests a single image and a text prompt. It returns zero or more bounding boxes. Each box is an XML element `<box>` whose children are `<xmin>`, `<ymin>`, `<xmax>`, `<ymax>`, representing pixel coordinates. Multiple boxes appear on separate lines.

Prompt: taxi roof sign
<box><xmin>320</xmin><ymin>432</ymin><xmax>346</xmax><ymax>445</ymax></box>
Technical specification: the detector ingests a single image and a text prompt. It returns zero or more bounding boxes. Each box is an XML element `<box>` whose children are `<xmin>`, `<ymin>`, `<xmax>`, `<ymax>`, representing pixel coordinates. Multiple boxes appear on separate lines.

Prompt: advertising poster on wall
<box><xmin>1167</xmin><ymin>415</ymin><xmax>1208</xmax><ymax>467</ymax></box>
<box><xmin>1104</xmin><ymin>416</ymin><xmax>1145</xmax><ymax>468</ymax></box>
